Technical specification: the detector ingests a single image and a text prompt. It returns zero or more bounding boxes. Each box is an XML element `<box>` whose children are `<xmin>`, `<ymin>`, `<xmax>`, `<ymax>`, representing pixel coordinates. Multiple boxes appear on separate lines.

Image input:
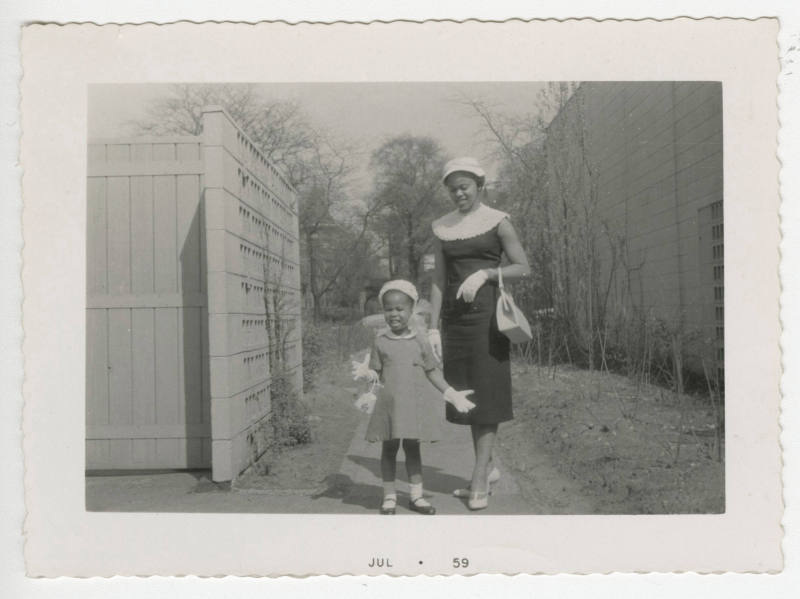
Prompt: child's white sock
<box><xmin>409</xmin><ymin>482</ymin><xmax>424</xmax><ymax>501</ymax></box>
<box><xmin>381</xmin><ymin>493</ymin><xmax>397</xmax><ymax>513</ymax></box>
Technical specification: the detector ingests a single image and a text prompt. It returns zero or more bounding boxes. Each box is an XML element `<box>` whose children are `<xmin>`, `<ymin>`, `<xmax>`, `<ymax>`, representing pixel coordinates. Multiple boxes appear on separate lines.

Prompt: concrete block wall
<box><xmin>202</xmin><ymin>106</ymin><xmax>302</xmax><ymax>482</ymax></box>
<box><xmin>581</xmin><ymin>82</ymin><xmax>723</xmax><ymax>358</ymax></box>
<box><xmin>541</xmin><ymin>82</ymin><xmax>723</xmax><ymax>369</ymax></box>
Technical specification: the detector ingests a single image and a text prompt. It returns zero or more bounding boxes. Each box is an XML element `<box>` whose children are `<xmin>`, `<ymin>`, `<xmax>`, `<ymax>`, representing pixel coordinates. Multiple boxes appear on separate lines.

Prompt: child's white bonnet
<box><xmin>378</xmin><ymin>279</ymin><xmax>419</xmax><ymax>307</ymax></box>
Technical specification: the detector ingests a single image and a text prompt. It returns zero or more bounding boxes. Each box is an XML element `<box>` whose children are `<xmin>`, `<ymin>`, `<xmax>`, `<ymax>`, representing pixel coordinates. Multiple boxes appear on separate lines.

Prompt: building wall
<box><xmin>543</xmin><ymin>82</ymin><xmax>723</xmax><ymax>373</ymax></box>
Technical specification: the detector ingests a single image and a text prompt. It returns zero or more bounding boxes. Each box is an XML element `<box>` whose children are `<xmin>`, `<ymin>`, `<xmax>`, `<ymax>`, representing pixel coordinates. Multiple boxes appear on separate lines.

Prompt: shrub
<box><xmin>269</xmin><ymin>371</ymin><xmax>313</xmax><ymax>449</ymax></box>
<box><xmin>301</xmin><ymin>319</ymin><xmax>325</xmax><ymax>391</ymax></box>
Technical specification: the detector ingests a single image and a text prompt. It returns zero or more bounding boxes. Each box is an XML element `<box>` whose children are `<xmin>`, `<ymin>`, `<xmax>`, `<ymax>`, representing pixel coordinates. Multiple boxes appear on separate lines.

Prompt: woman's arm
<box><xmin>429</xmin><ymin>237</ymin><xmax>446</xmax><ymax>329</ymax></box>
<box><xmin>485</xmin><ymin>218</ymin><xmax>530</xmax><ymax>283</ymax></box>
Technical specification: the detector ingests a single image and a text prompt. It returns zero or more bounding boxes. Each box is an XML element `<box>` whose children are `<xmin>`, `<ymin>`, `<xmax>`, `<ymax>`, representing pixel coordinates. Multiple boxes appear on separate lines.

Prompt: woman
<box><xmin>428</xmin><ymin>157</ymin><xmax>530</xmax><ymax>510</ymax></box>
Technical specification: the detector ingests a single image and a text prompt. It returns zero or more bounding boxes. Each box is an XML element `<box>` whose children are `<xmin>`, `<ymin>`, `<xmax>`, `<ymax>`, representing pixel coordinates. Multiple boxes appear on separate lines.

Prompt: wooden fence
<box><xmin>86</xmin><ymin>107</ymin><xmax>302</xmax><ymax>480</ymax></box>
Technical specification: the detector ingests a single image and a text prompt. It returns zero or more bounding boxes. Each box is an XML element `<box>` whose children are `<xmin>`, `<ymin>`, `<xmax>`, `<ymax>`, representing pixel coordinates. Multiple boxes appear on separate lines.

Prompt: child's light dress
<box><xmin>365</xmin><ymin>330</ymin><xmax>444</xmax><ymax>442</ymax></box>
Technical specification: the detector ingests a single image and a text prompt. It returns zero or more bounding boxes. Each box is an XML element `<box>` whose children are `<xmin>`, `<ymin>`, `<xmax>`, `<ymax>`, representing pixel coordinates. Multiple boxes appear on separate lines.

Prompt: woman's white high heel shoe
<box><xmin>467</xmin><ymin>491</ymin><xmax>489</xmax><ymax>511</ymax></box>
<box><xmin>453</xmin><ymin>466</ymin><xmax>500</xmax><ymax>498</ymax></box>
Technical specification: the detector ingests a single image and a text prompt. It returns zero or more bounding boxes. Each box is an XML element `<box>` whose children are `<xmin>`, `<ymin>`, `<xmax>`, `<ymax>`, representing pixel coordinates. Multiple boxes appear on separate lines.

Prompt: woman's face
<box><xmin>445</xmin><ymin>173</ymin><xmax>481</xmax><ymax>213</ymax></box>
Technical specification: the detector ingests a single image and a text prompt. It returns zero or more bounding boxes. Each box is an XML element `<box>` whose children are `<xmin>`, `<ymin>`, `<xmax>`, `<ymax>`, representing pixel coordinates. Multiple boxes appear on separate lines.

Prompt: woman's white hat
<box><xmin>378</xmin><ymin>279</ymin><xmax>419</xmax><ymax>306</ymax></box>
<box><xmin>442</xmin><ymin>157</ymin><xmax>486</xmax><ymax>184</ymax></box>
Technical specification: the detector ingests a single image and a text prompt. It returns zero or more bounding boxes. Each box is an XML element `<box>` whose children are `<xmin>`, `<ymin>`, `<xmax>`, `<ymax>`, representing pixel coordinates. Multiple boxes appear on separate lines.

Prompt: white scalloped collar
<box><xmin>432</xmin><ymin>203</ymin><xmax>509</xmax><ymax>241</ymax></box>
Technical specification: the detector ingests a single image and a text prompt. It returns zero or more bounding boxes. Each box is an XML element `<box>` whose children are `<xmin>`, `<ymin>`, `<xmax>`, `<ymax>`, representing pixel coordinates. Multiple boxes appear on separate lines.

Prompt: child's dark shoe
<box><xmin>409</xmin><ymin>497</ymin><xmax>436</xmax><ymax>515</ymax></box>
<box><xmin>380</xmin><ymin>495</ymin><xmax>397</xmax><ymax>515</ymax></box>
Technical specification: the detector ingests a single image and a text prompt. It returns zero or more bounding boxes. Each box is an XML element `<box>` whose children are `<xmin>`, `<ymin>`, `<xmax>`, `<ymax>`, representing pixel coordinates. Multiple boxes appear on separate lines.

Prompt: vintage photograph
<box><xmin>85</xmin><ymin>81</ymin><xmax>725</xmax><ymax>516</ymax></box>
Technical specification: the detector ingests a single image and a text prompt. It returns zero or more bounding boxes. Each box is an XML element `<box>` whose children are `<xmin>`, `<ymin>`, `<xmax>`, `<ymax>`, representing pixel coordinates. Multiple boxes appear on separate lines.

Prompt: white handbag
<box><xmin>496</xmin><ymin>267</ymin><xmax>533</xmax><ymax>344</ymax></box>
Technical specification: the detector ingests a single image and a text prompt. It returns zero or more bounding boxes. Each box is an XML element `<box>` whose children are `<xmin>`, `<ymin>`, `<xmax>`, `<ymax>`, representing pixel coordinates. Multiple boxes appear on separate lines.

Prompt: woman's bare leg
<box><xmin>470</xmin><ymin>425</ymin><xmax>496</xmax><ymax>471</ymax></box>
<box><xmin>470</xmin><ymin>423</ymin><xmax>497</xmax><ymax>493</ymax></box>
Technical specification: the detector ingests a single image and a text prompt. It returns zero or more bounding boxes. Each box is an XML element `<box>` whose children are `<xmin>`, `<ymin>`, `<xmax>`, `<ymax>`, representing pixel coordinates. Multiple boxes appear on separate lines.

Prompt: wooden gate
<box><xmin>86</xmin><ymin>137</ymin><xmax>210</xmax><ymax>469</ymax></box>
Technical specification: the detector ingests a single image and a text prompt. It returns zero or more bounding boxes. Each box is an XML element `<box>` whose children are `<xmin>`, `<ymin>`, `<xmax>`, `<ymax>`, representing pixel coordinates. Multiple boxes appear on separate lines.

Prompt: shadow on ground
<box><xmin>309</xmin><ymin>473</ymin><xmax>382</xmax><ymax>511</ymax></box>
<box><xmin>345</xmin><ymin>454</ymin><xmax>470</xmax><ymax>496</ymax></box>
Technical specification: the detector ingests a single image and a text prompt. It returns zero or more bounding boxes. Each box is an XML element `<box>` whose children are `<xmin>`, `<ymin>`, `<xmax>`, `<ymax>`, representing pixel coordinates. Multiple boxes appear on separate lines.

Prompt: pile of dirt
<box><xmin>496</xmin><ymin>363</ymin><xmax>724</xmax><ymax>514</ymax></box>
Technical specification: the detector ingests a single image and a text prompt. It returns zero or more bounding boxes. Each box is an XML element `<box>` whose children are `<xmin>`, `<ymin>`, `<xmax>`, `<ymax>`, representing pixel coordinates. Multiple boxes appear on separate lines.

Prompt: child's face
<box><xmin>382</xmin><ymin>291</ymin><xmax>414</xmax><ymax>334</ymax></box>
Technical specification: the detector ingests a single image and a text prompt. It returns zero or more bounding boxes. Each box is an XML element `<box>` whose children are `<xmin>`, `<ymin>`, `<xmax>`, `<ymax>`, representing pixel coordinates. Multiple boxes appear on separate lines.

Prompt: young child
<box><xmin>352</xmin><ymin>280</ymin><xmax>476</xmax><ymax>515</ymax></box>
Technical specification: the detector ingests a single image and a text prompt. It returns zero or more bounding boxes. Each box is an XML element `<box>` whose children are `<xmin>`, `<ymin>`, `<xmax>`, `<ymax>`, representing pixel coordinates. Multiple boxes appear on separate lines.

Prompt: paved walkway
<box><xmin>330</xmin><ymin>414</ymin><xmax>530</xmax><ymax>515</ymax></box>
<box><xmin>86</xmin><ymin>414</ymin><xmax>531</xmax><ymax>515</ymax></box>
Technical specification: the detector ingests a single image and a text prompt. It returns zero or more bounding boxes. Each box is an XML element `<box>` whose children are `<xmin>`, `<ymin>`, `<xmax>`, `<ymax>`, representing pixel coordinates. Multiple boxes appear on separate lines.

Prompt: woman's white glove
<box><xmin>443</xmin><ymin>387</ymin><xmax>476</xmax><ymax>414</ymax></box>
<box><xmin>428</xmin><ymin>328</ymin><xmax>442</xmax><ymax>362</ymax></box>
<box><xmin>456</xmin><ymin>269</ymin><xmax>489</xmax><ymax>303</ymax></box>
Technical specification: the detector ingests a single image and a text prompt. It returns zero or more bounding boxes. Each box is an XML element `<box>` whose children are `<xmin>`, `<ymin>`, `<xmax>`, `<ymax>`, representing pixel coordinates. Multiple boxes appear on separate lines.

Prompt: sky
<box><xmin>89</xmin><ymin>82</ymin><xmax>560</xmax><ymax>197</ymax></box>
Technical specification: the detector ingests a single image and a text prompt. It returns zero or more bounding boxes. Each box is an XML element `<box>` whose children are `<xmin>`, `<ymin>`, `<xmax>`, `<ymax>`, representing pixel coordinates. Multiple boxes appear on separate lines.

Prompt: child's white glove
<box><xmin>443</xmin><ymin>387</ymin><xmax>476</xmax><ymax>413</ymax></box>
<box><xmin>351</xmin><ymin>360</ymin><xmax>379</xmax><ymax>384</ymax></box>
<box><xmin>456</xmin><ymin>269</ymin><xmax>489</xmax><ymax>302</ymax></box>
<box><xmin>428</xmin><ymin>328</ymin><xmax>442</xmax><ymax>362</ymax></box>
<box><xmin>351</xmin><ymin>350</ymin><xmax>379</xmax><ymax>383</ymax></box>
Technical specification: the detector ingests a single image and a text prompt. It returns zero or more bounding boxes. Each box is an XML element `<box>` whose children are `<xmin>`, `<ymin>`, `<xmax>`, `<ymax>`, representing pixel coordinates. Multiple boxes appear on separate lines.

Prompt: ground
<box><xmin>497</xmin><ymin>362</ymin><xmax>724</xmax><ymax>514</ymax></box>
<box><xmin>86</xmin><ymin>321</ymin><xmax>724</xmax><ymax>515</ymax></box>
<box><xmin>240</xmin><ymin>323</ymin><xmax>724</xmax><ymax>514</ymax></box>
<box><xmin>234</xmin><ymin>360</ymin><xmax>363</xmax><ymax>493</ymax></box>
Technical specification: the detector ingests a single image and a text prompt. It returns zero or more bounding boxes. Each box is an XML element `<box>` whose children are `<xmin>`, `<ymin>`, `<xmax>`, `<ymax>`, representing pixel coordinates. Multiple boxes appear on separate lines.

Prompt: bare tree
<box><xmin>369</xmin><ymin>135</ymin><xmax>449</xmax><ymax>282</ymax></box>
<box><xmin>295</xmin><ymin>134</ymin><xmax>384</xmax><ymax>320</ymax></box>
<box><xmin>135</xmin><ymin>83</ymin><xmax>384</xmax><ymax>321</ymax></box>
<box><xmin>132</xmin><ymin>83</ymin><xmax>317</xmax><ymax>186</ymax></box>
<box><xmin>462</xmin><ymin>83</ymin><xmax>619</xmax><ymax>368</ymax></box>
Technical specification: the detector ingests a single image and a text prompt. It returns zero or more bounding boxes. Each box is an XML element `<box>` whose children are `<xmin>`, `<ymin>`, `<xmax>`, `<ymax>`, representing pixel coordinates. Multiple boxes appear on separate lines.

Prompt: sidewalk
<box><xmin>327</xmin><ymin>414</ymin><xmax>530</xmax><ymax>515</ymax></box>
<box><xmin>86</xmin><ymin>414</ymin><xmax>532</xmax><ymax>515</ymax></box>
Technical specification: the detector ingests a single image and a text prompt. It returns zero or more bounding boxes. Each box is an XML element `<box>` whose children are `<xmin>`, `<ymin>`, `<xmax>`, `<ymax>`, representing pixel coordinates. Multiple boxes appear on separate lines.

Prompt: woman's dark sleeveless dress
<box><xmin>439</xmin><ymin>225</ymin><xmax>513</xmax><ymax>425</ymax></box>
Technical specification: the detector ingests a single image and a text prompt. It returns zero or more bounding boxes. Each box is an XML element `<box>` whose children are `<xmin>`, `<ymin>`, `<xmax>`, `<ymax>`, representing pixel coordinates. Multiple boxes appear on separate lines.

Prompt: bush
<box><xmin>269</xmin><ymin>372</ymin><xmax>313</xmax><ymax>449</ymax></box>
<box><xmin>301</xmin><ymin>320</ymin><xmax>325</xmax><ymax>391</ymax></box>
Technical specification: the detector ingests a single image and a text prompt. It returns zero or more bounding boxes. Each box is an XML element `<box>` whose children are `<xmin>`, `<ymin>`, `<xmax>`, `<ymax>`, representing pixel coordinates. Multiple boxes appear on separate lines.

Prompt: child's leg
<box><xmin>402</xmin><ymin>438</ymin><xmax>423</xmax><ymax>486</ymax></box>
<box><xmin>381</xmin><ymin>440</ymin><xmax>401</xmax><ymax>496</ymax></box>
<box><xmin>403</xmin><ymin>439</ymin><xmax>434</xmax><ymax>513</ymax></box>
